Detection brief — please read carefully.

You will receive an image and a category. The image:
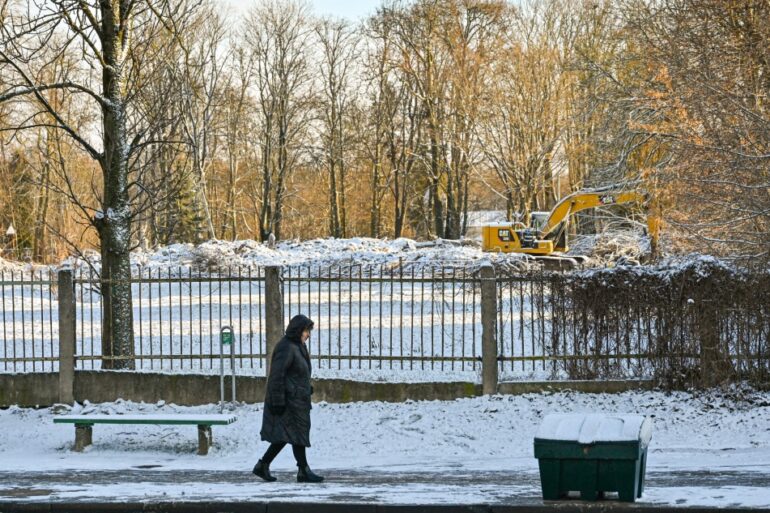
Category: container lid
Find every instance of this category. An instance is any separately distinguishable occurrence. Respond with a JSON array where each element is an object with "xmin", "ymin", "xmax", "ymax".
[{"xmin": 536, "ymin": 413, "xmax": 653, "ymax": 446}]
